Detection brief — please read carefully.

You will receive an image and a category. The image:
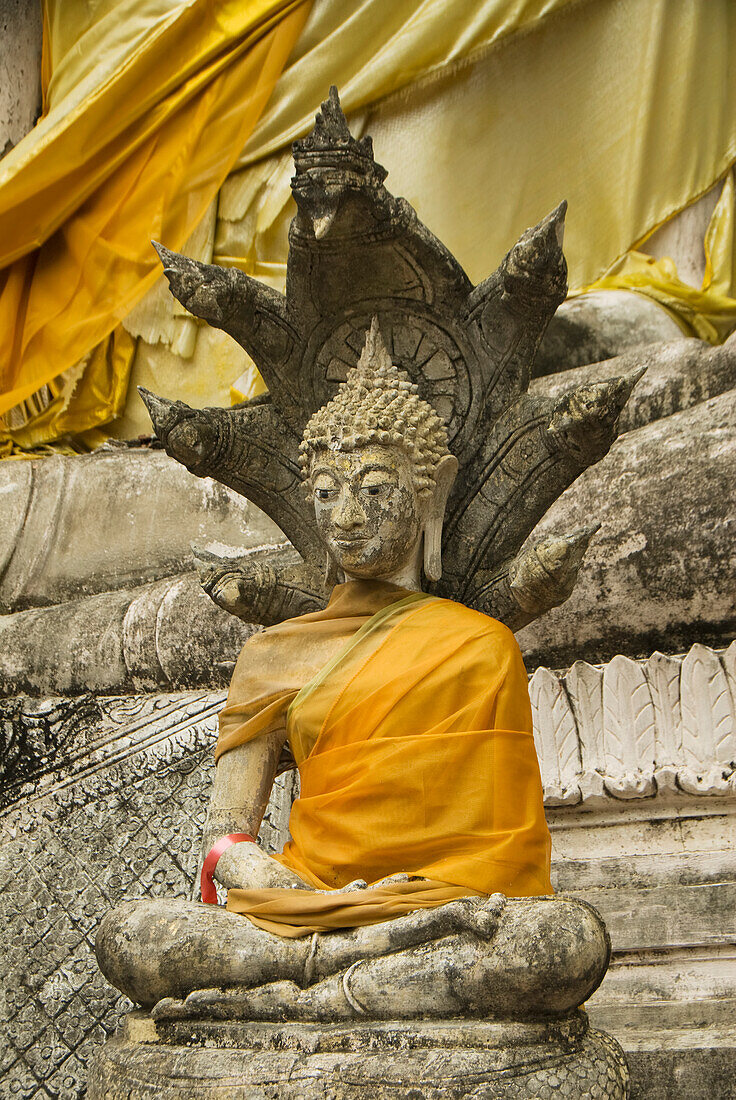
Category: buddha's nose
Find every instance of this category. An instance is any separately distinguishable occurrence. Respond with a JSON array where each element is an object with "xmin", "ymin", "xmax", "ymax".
[{"xmin": 334, "ymin": 494, "xmax": 365, "ymax": 529}]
